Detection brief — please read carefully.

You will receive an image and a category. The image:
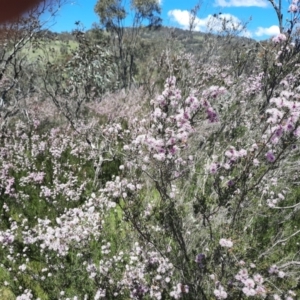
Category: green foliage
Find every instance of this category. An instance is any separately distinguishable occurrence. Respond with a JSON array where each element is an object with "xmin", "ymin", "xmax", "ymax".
[
  {"xmin": 94, "ymin": 0, "xmax": 162, "ymax": 88},
  {"xmin": 2, "ymin": 1, "xmax": 300, "ymax": 298}
]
